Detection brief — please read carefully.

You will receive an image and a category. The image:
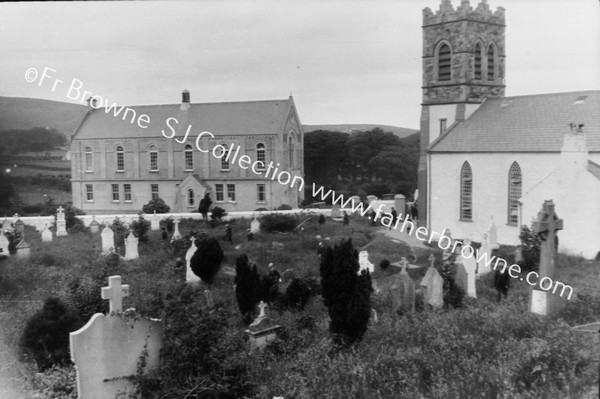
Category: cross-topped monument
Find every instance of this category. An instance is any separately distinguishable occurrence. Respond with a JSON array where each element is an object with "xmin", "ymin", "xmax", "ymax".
[
  {"xmin": 530, "ymin": 200, "xmax": 563, "ymax": 315},
  {"xmin": 101, "ymin": 275, "xmax": 130, "ymax": 313}
]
